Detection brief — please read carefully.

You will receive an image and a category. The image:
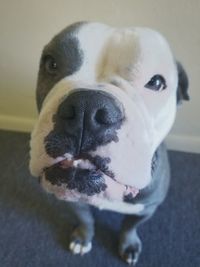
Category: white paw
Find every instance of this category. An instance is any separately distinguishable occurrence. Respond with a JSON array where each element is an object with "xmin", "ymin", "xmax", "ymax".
[{"xmin": 69, "ymin": 241, "xmax": 92, "ymax": 255}]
